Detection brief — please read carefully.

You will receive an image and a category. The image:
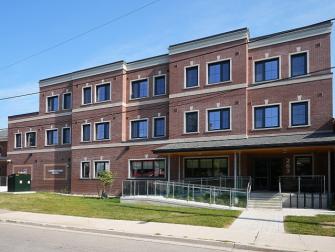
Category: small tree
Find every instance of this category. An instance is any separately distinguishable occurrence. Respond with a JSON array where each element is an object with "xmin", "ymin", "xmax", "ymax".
[{"xmin": 98, "ymin": 170, "xmax": 114, "ymax": 199}]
